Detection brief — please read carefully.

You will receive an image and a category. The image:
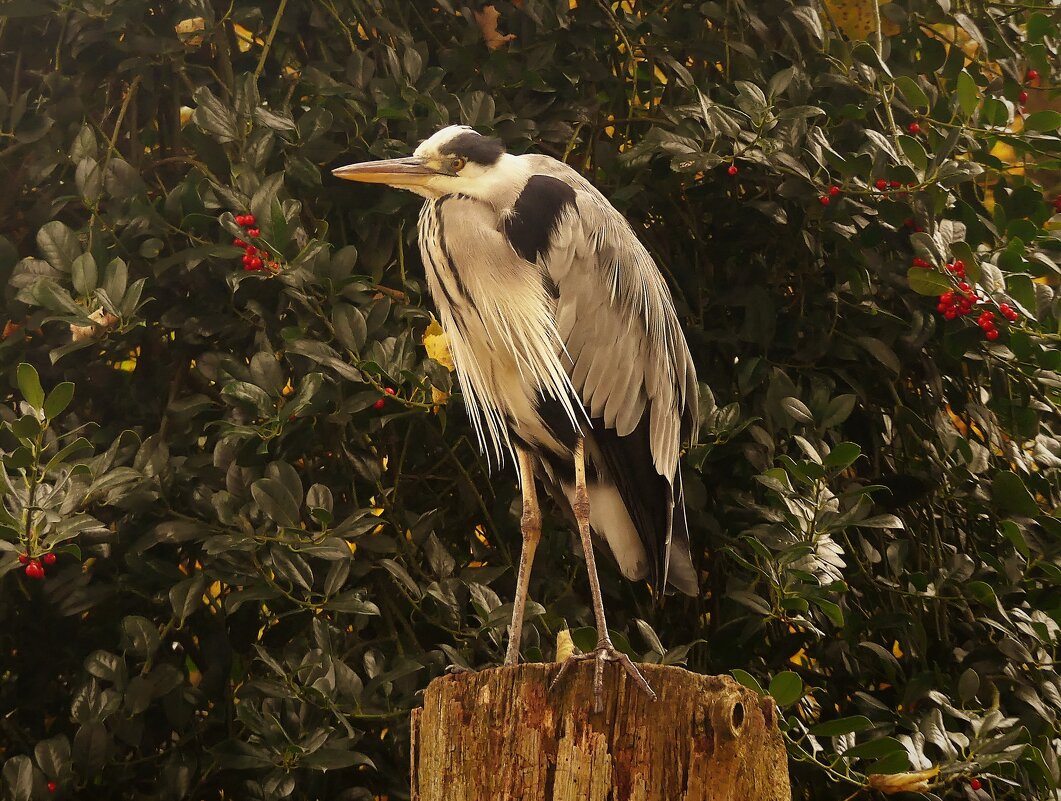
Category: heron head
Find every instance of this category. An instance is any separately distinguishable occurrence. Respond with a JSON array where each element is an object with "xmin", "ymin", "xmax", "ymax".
[{"xmin": 332, "ymin": 125, "xmax": 519, "ymax": 202}]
